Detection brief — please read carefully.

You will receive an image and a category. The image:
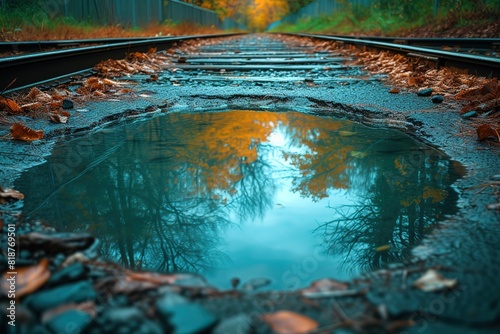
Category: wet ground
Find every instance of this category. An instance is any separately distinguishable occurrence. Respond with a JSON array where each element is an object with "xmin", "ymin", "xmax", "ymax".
[{"xmin": 1, "ymin": 34, "xmax": 499, "ymax": 333}]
